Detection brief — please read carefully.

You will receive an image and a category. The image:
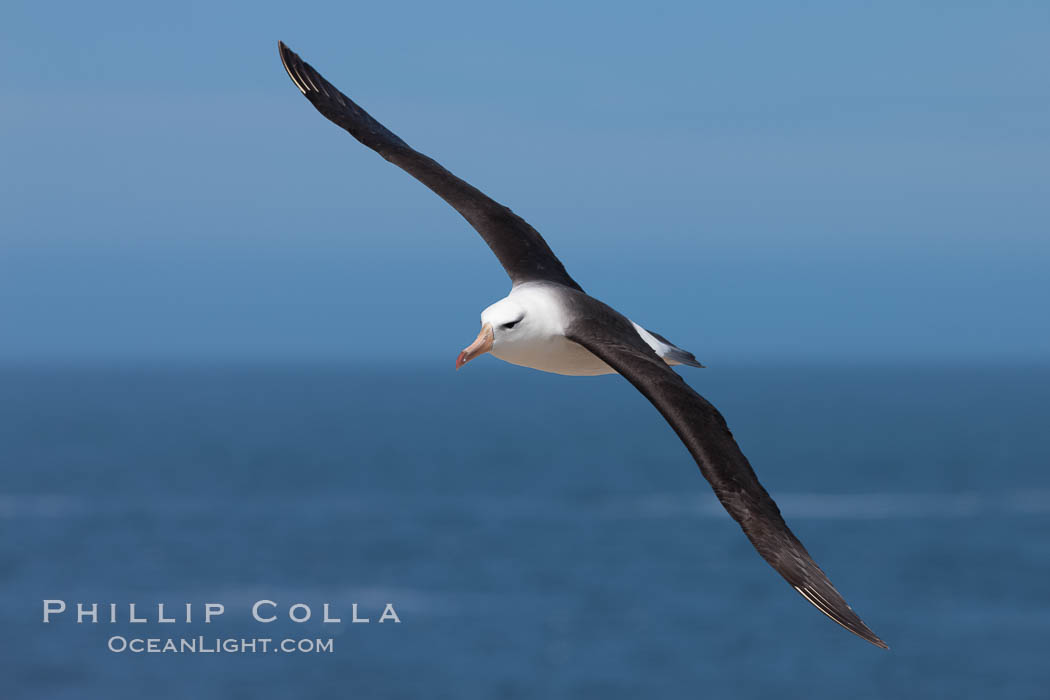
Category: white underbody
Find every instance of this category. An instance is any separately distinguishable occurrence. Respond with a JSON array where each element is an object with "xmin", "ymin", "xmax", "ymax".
[{"xmin": 481, "ymin": 283, "xmax": 691, "ymax": 377}]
